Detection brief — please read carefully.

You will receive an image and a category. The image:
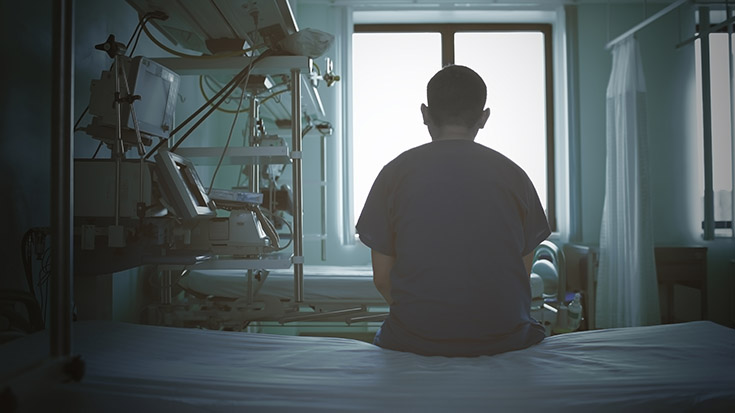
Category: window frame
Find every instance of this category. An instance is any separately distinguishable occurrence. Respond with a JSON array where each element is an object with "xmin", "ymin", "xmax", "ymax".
[
  {"xmin": 695, "ymin": 7, "xmax": 735, "ymax": 239},
  {"xmin": 352, "ymin": 23, "xmax": 557, "ymax": 231}
]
